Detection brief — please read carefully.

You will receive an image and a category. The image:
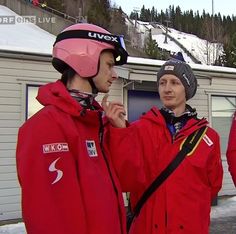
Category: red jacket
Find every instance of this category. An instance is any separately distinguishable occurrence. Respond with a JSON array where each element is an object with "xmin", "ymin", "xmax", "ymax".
[
  {"xmin": 32, "ymin": 0, "xmax": 39, "ymax": 6},
  {"xmin": 106, "ymin": 107, "xmax": 223, "ymax": 234},
  {"xmin": 226, "ymin": 111, "xmax": 236, "ymax": 186},
  {"xmin": 16, "ymin": 80, "xmax": 126, "ymax": 234}
]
